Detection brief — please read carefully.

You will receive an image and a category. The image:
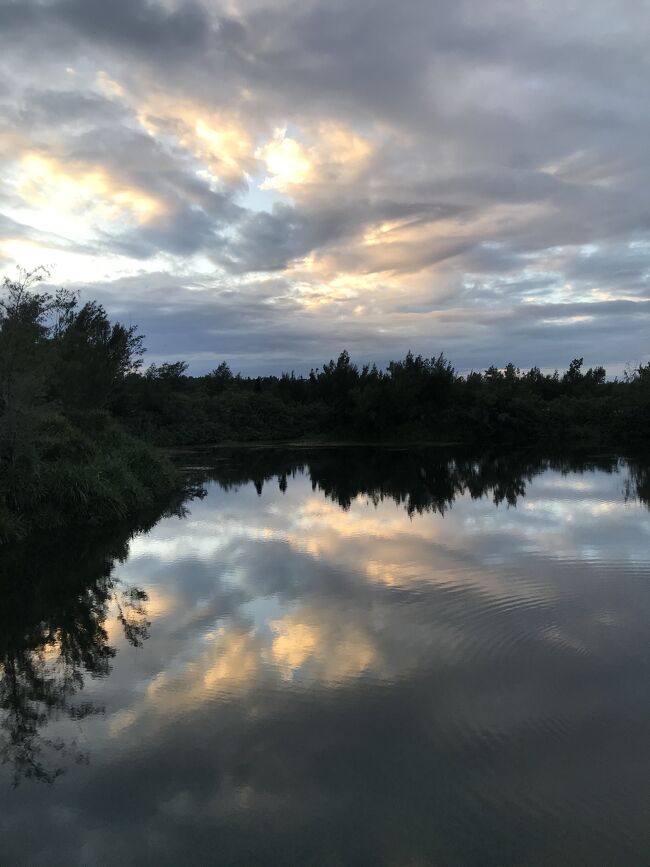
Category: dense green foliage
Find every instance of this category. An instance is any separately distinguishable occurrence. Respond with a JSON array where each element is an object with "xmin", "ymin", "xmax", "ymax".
[
  {"xmin": 0, "ymin": 269, "xmax": 180, "ymax": 543},
  {"xmin": 114, "ymin": 349, "xmax": 650, "ymax": 448}
]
